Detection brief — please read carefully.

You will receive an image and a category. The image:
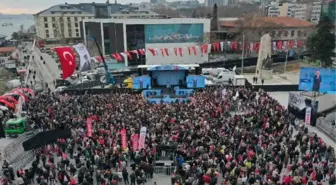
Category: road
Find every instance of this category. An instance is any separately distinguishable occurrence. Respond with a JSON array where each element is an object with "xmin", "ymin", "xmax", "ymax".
[{"xmin": 22, "ymin": 42, "xmax": 61, "ymax": 91}]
